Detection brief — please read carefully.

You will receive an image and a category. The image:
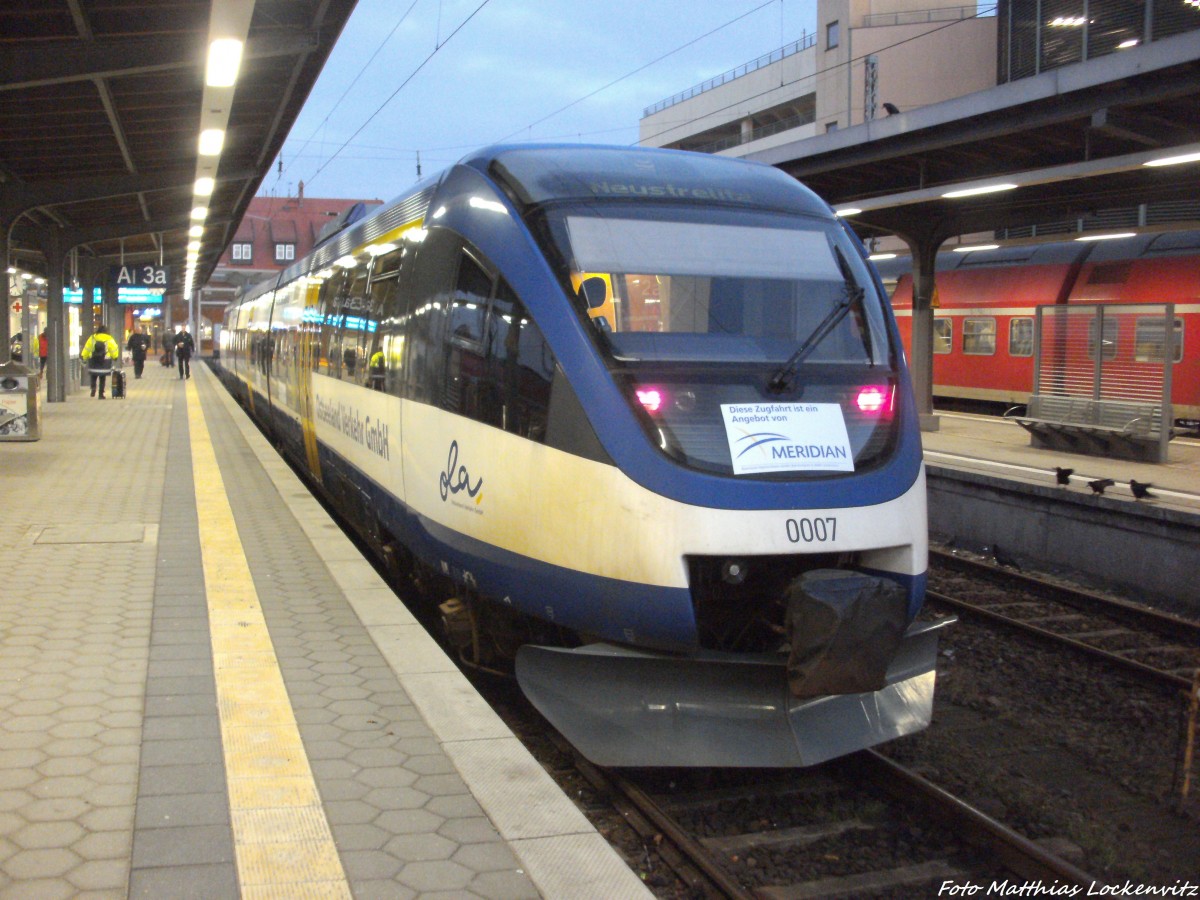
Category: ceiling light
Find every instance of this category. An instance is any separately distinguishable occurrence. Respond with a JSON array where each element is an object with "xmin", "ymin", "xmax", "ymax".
[
  {"xmin": 953, "ymin": 243, "xmax": 1000, "ymax": 252},
  {"xmin": 1143, "ymin": 151, "xmax": 1200, "ymax": 167},
  {"xmin": 835, "ymin": 207, "xmax": 863, "ymax": 217},
  {"xmin": 1075, "ymin": 233, "xmax": 1135, "ymax": 241},
  {"xmin": 189, "ymin": 225, "xmax": 204, "ymax": 238},
  {"xmin": 1117, "ymin": 38, "xmax": 1139, "ymax": 49},
  {"xmin": 206, "ymin": 38, "xmax": 244, "ymax": 88},
  {"xmin": 942, "ymin": 183, "xmax": 1018, "ymax": 199},
  {"xmin": 868, "ymin": 252, "xmax": 897, "ymax": 260},
  {"xmin": 194, "ymin": 177, "xmax": 215, "ymax": 196},
  {"xmin": 191, "ymin": 206, "xmax": 209, "ymax": 220},
  {"xmin": 198, "ymin": 129, "xmax": 225, "ymax": 156},
  {"xmin": 334, "ymin": 256, "xmax": 358, "ymax": 268},
  {"xmin": 188, "ymin": 241, "xmax": 201, "ymax": 252}
]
